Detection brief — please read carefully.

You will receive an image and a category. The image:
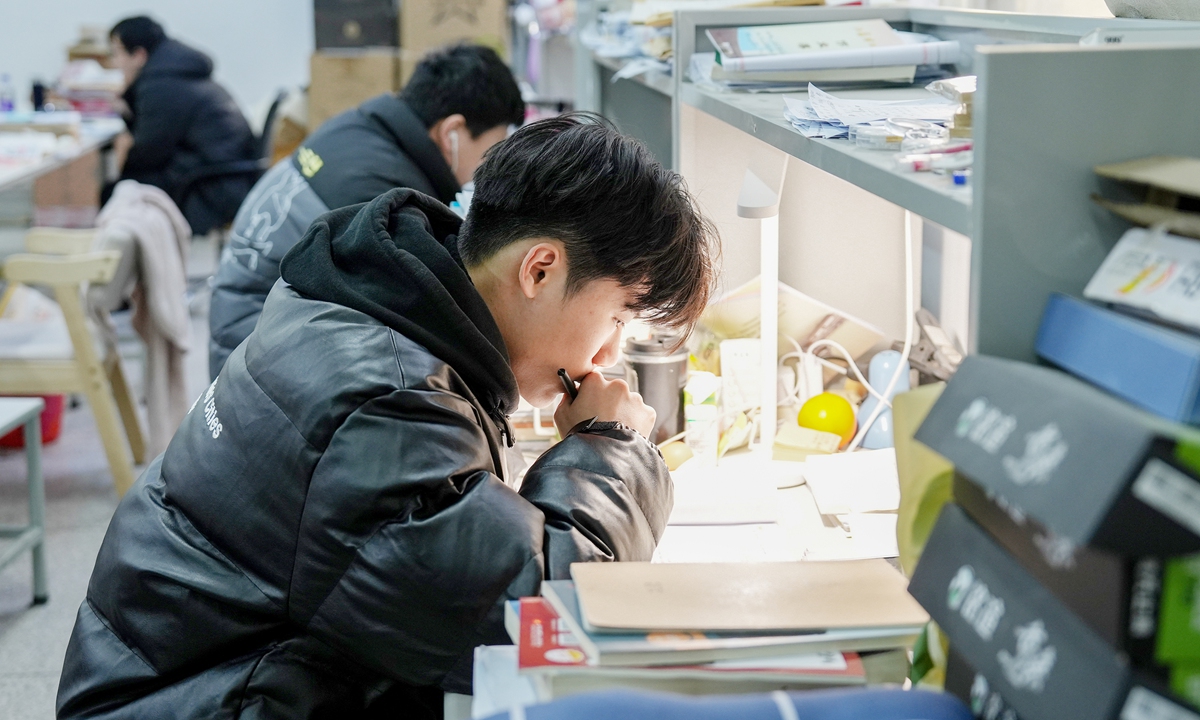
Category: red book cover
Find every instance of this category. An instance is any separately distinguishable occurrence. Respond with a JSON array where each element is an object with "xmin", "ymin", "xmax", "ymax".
[{"xmin": 519, "ymin": 597, "xmax": 589, "ymax": 669}]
